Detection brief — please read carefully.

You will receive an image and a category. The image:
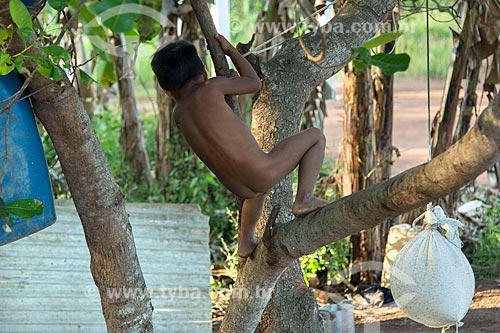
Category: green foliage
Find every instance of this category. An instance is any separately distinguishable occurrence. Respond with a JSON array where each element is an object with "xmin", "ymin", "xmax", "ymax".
[
  {"xmin": 0, "ymin": 2, "xmax": 72, "ymax": 81},
  {"xmin": 362, "ymin": 31, "xmax": 404, "ymax": 49},
  {"xmin": 230, "ymin": 0, "xmax": 267, "ymax": 43},
  {"xmin": 9, "ymin": 0, "xmax": 32, "ymax": 42},
  {"xmin": 472, "ymin": 198, "xmax": 500, "ymax": 278},
  {"xmin": 300, "ymin": 238, "xmax": 350, "ymax": 286},
  {"xmin": 0, "ymin": 197, "xmax": 45, "ymax": 232},
  {"xmin": 5, "ymin": 198, "xmax": 44, "ymax": 218}
]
